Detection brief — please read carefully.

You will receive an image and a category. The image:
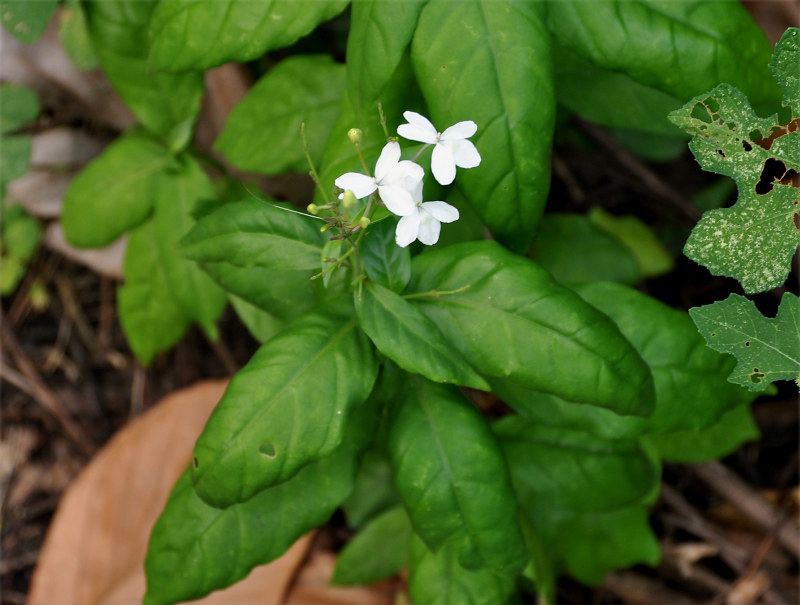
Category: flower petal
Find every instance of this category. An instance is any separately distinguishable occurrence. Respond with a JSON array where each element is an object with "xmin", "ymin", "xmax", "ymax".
[
  {"xmin": 409, "ymin": 180, "xmax": 424, "ymax": 204},
  {"xmin": 383, "ymin": 159, "xmax": 424, "ymax": 186},
  {"xmin": 397, "ymin": 111, "xmax": 439, "ymax": 144},
  {"xmin": 447, "ymin": 139, "xmax": 481, "ymax": 169},
  {"xmin": 395, "ymin": 212, "xmax": 421, "ymax": 247},
  {"xmin": 441, "ymin": 120, "xmax": 477, "ymax": 140},
  {"xmin": 334, "ymin": 172, "xmax": 377, "ymax": 199},
  {"xmin": 374, "ymin": 141, "xmax": 401, "ymax": 182},
  {"xmin": 416, "ymin": 210, "xmax": 442, "ymax": 245},
  {"xmin": 421, "ymin": 201, "xmax": 459, "ymax": 224},
  {"xmin": 431, "ymin": 143, "xmax": 456, "ymax": 185},
  {"xmin": 379, "ymin": 184, "xmax": 417, "ymax": 216}
]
